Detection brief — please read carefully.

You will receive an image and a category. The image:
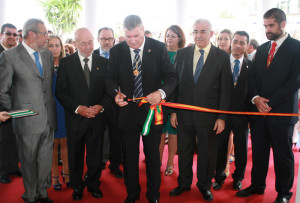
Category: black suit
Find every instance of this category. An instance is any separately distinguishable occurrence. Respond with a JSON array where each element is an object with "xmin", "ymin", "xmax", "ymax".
[
  {"xmin": 248, "ymin": 35, "xmax": 300, "ymax": 199},
  {"xmin": 0, "ymin": 45, "xmax": 19, "ymax": 178},
  {"xmin": 173, "ymin": 44, "xmax": 232, "ymax": 190},
  {"xmin": 56, "ymin": 52, "xmax": 110, "ymax": 191},
  {"xmin": 214, "ymin": 57, "xmax": 251, "ymax": 183},
  {"xmin": 93, "ymin": 48, "xmax": 122, "ymax": 170},
  {"xmin": 106, "ymin": 38, "xmax": 178, "ymax": 199}
]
